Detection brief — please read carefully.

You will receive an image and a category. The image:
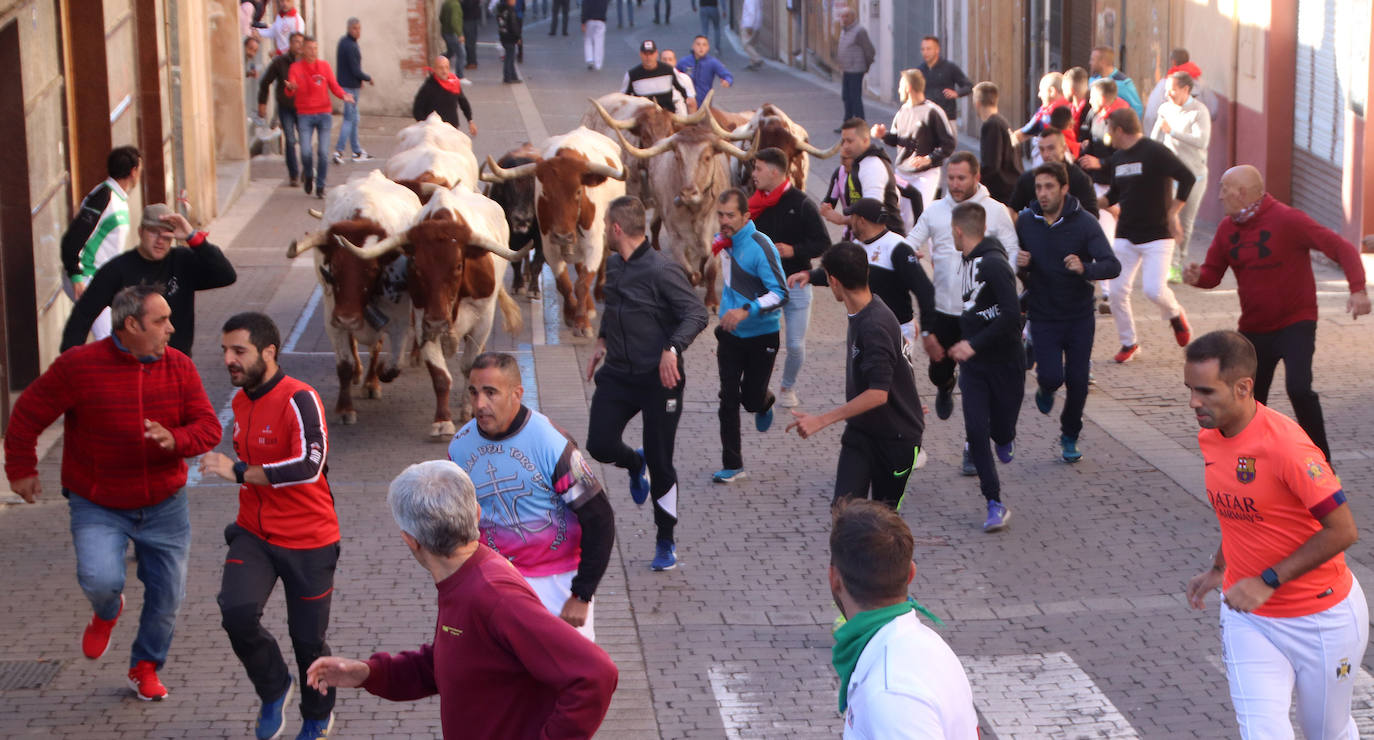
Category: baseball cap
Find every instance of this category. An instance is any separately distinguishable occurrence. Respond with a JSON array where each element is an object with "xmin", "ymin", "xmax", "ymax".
[
  {"xmin": 140, "ymin": 203, "xmax": 176, "ymax": 231},
  {"xmin": 640, "ymin": 40, "xmax": 657, "ymax": 54},
  {"xmin": 844, "ymin": 198, "xmax": 885, "ymax": 224}
]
